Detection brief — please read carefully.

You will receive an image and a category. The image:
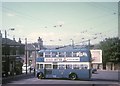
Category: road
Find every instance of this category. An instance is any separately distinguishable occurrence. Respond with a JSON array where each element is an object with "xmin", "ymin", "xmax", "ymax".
[
  {"xmin": 92, "ymin": 70, "xmax": 119, "ymax": 81},
  {"xmin": 2, "ymin": 70, "xmax": 120, "ymax": 86}
]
